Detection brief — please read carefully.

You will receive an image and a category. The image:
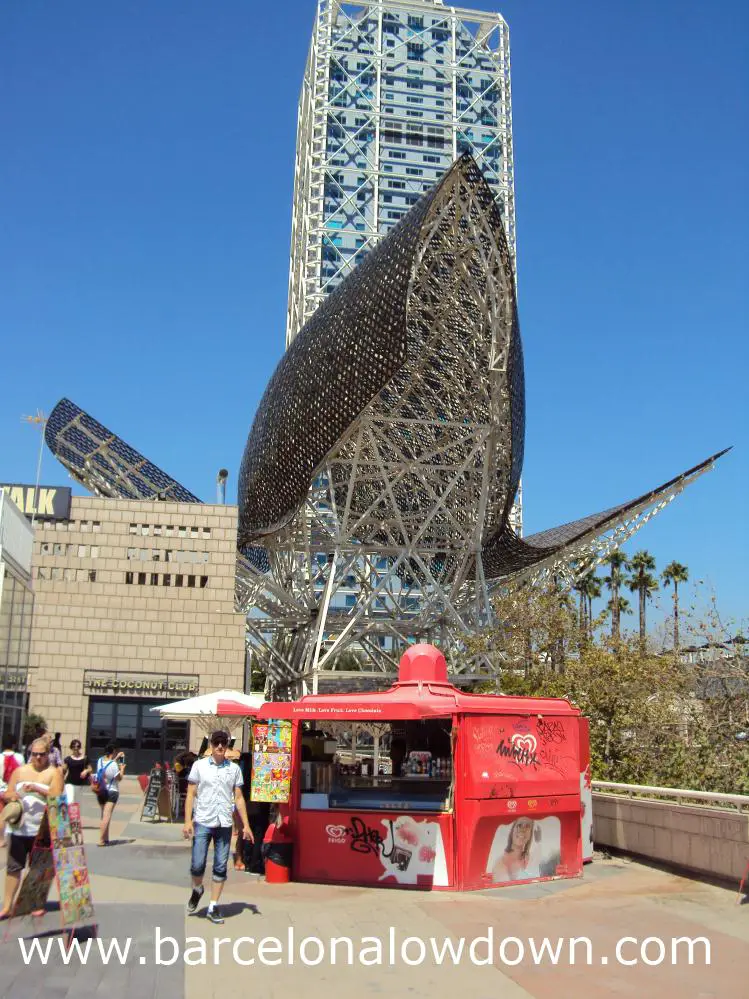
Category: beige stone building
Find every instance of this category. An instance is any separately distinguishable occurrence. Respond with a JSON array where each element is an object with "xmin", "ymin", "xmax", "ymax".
[{"xmin": 28, "ymin": 496, "xmax": 245, "ymax": 771}]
